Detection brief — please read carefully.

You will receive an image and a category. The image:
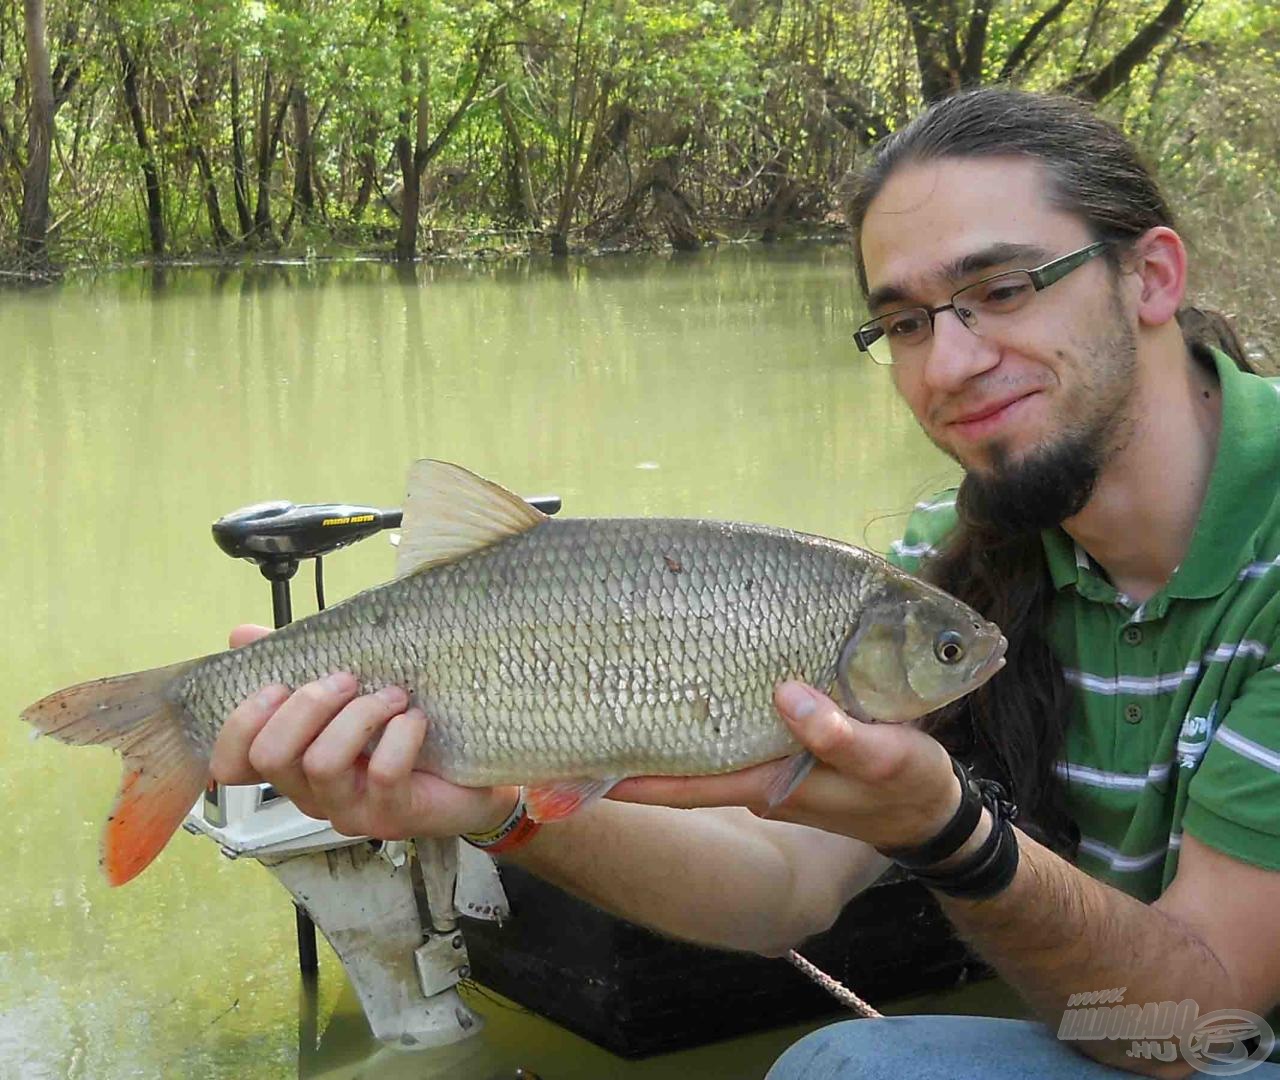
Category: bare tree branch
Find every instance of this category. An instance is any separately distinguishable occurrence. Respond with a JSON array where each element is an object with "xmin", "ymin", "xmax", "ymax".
[
  {"xmin": 50, "ymin": 15, "xmax": 84, "ymax": 112},
  {"xmin": 416, "ymin": 30, "xmax": 500, "ymax": 174},
  {"xmin": 1065, "ymin": 0, "xmax": 1194, "ymax": 101},
  {"xmin": 999, "ymin": 0, "xmax": 1074, "ymax": 82}
]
